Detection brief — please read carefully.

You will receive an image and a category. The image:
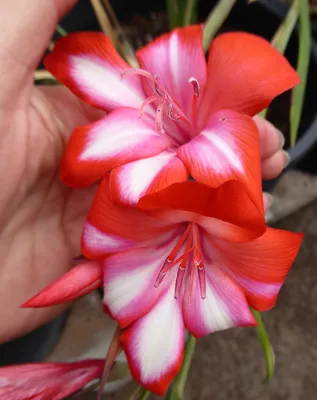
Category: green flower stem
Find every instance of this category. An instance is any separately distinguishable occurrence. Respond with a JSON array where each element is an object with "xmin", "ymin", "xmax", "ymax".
[
  {"xmin": 251, "ymin": 309, "xmax": 275, "ymax": 382},
  {"xmin": 203, "ymin": 0, "xmax": 236, "ymax": 52},
  {"xmin": 166, "ymin": 334, "xmax": 197, "ymax": 400}
]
